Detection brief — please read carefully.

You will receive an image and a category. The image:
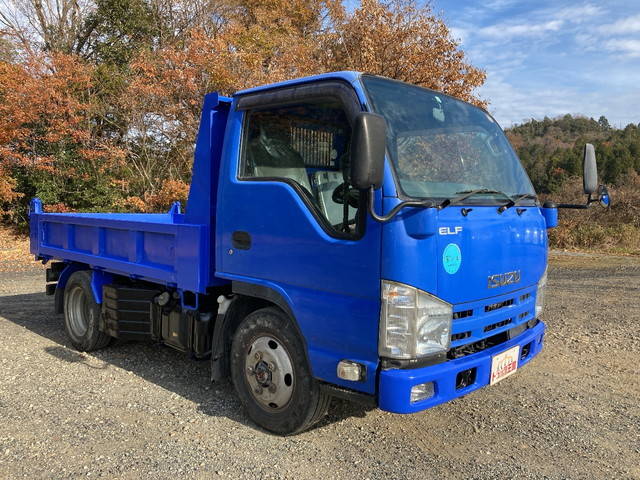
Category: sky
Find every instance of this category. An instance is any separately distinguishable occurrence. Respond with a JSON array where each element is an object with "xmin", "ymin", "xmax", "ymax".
[{"xmin": 428, "ymin": 0, "xmax": 640, "ymax": 127}]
